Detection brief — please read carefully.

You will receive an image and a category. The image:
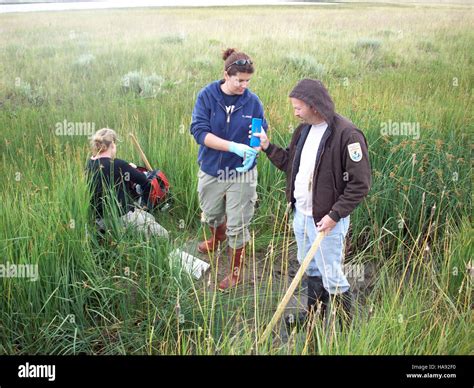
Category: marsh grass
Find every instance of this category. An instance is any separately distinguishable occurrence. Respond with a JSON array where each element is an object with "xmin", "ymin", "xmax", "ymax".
[{"xmin": 0, "ymin": 4, "xmax": 472, "ymax": 354}]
